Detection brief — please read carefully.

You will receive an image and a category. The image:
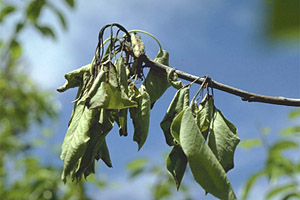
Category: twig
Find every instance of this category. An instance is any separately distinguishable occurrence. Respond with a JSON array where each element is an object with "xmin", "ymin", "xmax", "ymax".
[{"xmin": 142, "ymin": 55, "xmax": 300, "ymax": 107}]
